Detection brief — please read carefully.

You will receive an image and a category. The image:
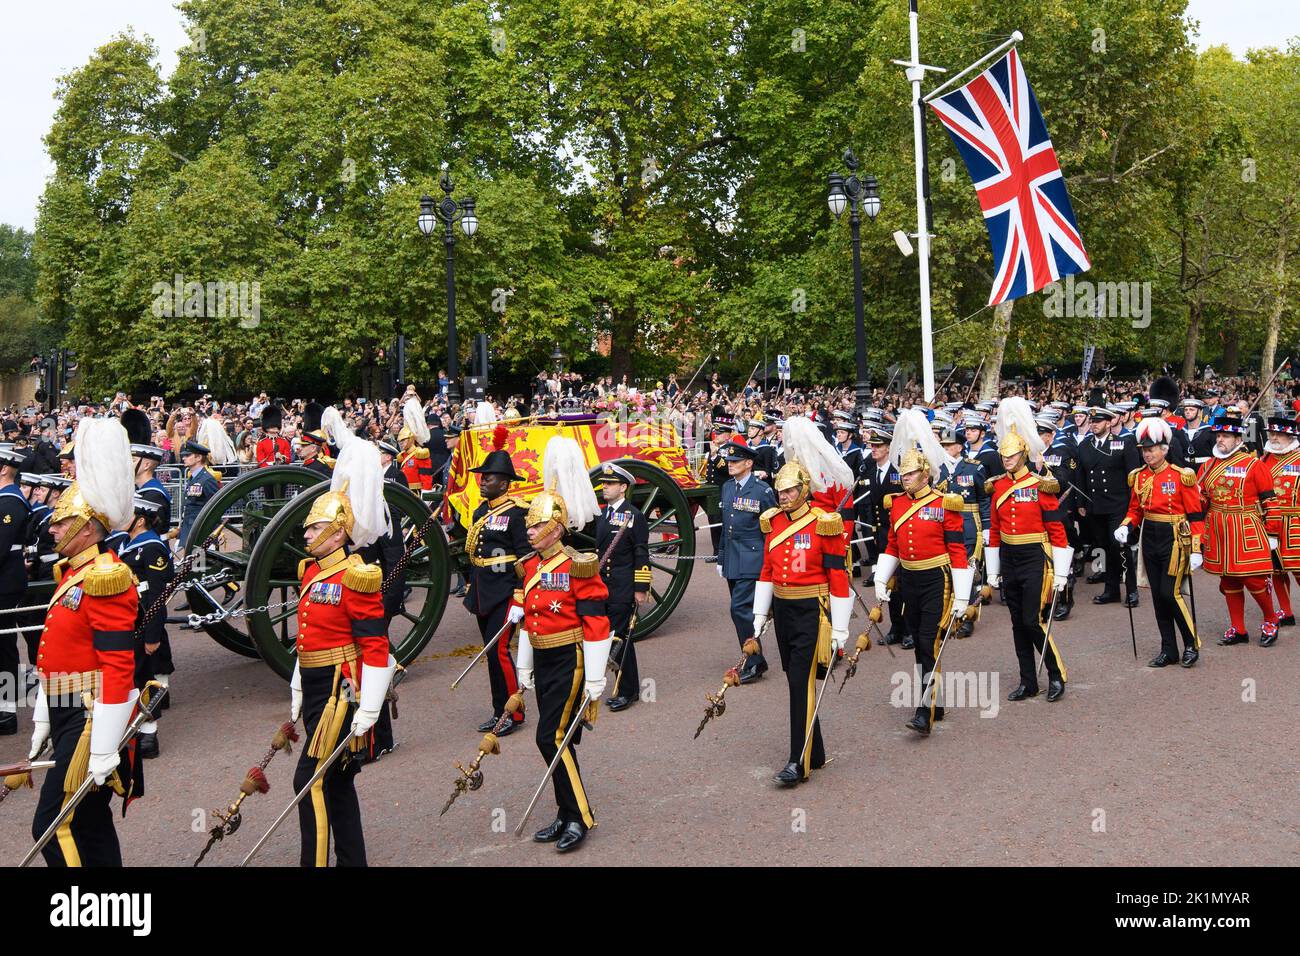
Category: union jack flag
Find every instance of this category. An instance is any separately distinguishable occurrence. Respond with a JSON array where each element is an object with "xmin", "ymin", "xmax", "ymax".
[{"xmin": 929, "ymin": 48, "xmax": 1090, "ymax": 306}]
